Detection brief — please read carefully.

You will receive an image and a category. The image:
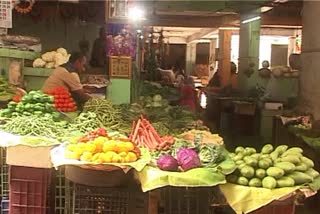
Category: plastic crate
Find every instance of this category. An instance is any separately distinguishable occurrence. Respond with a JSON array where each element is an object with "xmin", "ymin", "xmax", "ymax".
[
  {"xmin": 9, "ymin": 166, "xmax": 51, "ymax": 214},
  {"xmin": 161, "ymin": 187, "xmax": 212, "ymax": 214},
  {"xmin": 1, "ymin": 197, "xmax": 9, "ymax": 214},
  {"xmin": 0, "ymin": 148, "xmax": 8, "ymax": 197},
  {"xmin": 54, "ymin": 167, "xmax": 73, "ymax": 214},
  {"xmin": 72, "ymin": 184, "xmax": 148, "ymax": 214}
]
